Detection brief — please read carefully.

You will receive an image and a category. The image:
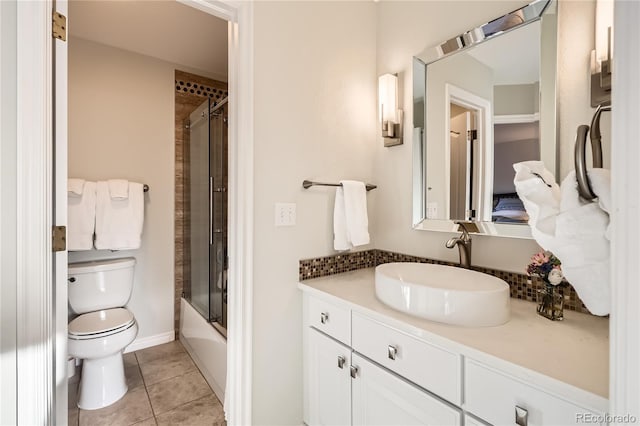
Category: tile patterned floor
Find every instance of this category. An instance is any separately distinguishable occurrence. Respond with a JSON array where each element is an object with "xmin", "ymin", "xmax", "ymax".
[{"xmin": 68, "ymin": 341, "xmax": 225, "ymax": 426}]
